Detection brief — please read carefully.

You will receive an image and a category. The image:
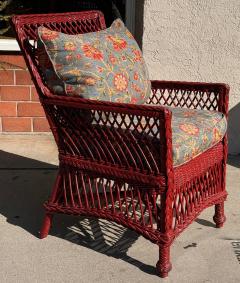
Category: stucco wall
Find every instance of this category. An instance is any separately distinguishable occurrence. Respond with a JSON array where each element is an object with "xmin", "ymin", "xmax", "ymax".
[{"xmin": 142, "ymin": 0, "xmax": 240, "ymax": 154}]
